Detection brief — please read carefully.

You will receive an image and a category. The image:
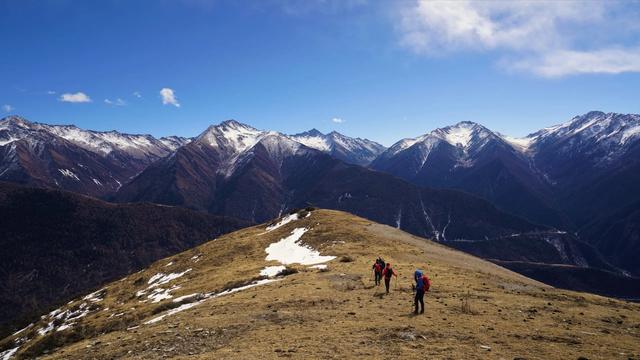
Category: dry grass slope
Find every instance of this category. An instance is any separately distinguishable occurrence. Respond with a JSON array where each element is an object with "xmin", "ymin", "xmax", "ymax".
[{"xmin": 1, "ymin": 209, "xmax": 639, "ymax": 359}]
